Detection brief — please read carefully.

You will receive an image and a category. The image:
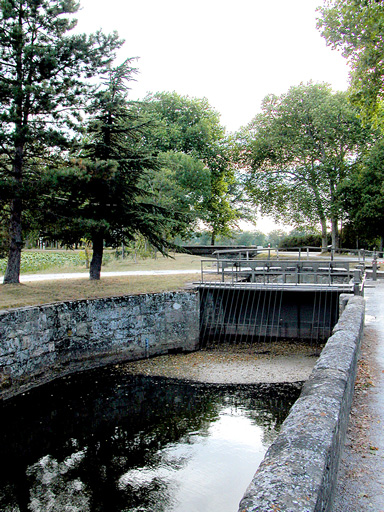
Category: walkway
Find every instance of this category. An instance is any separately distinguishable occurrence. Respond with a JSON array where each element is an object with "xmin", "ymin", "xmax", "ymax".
[
  {"xmin": 332, "ymin": 280, "xmax": 384, "ymax": 511},
  {"xmin": 18, "ymin": 269, "xmax": 199, "ymax": 282}
]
